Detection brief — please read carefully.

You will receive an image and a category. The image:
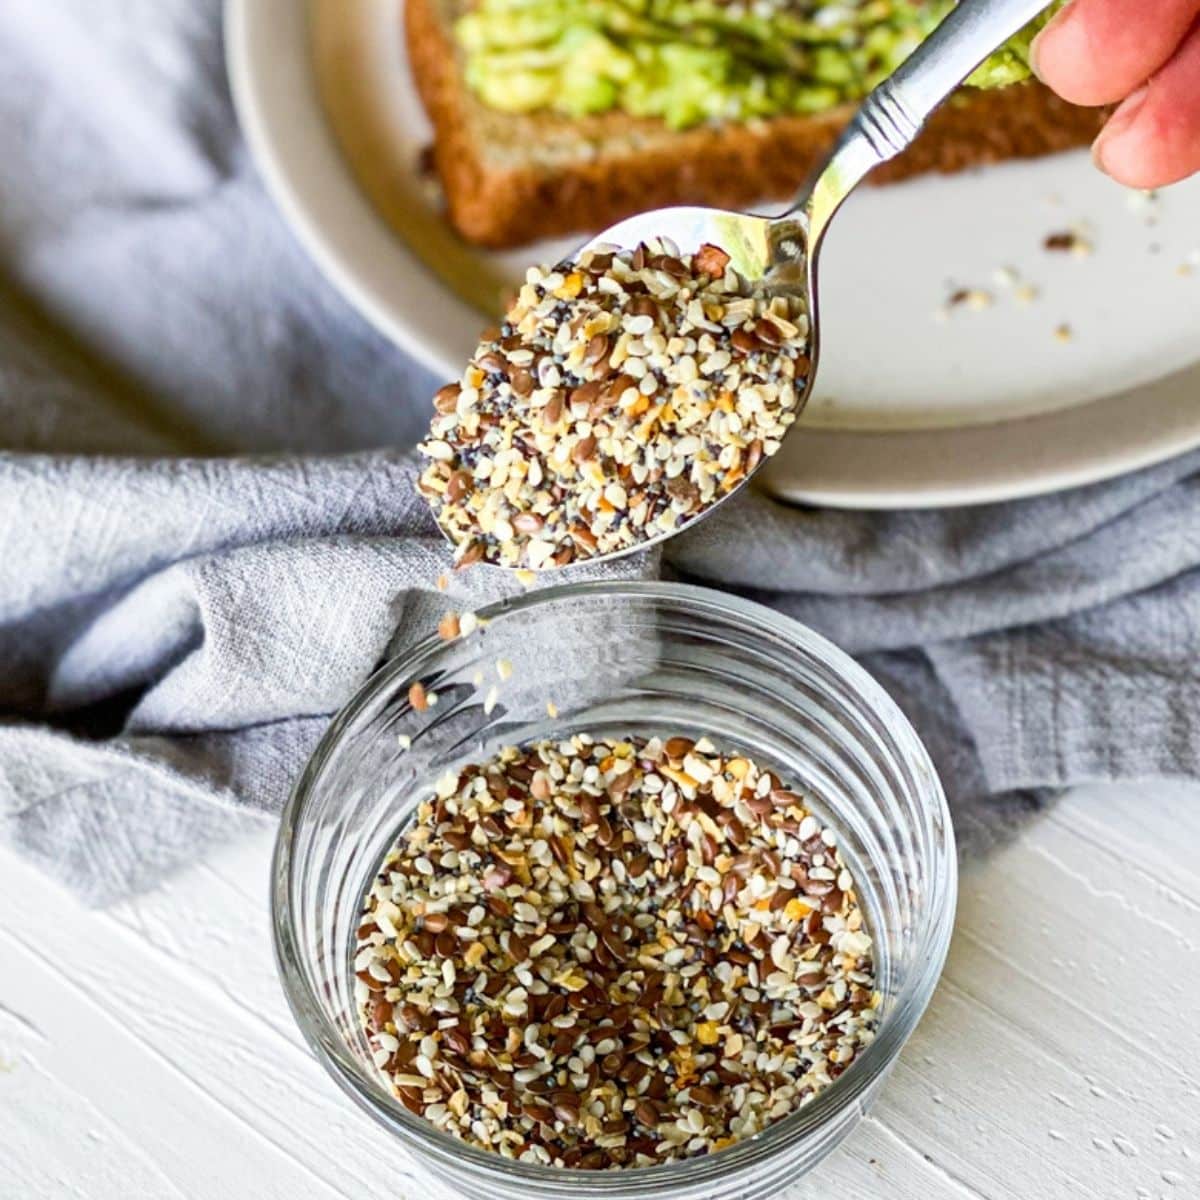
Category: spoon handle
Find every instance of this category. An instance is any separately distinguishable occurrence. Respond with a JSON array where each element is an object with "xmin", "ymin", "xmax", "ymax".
[{"xmin": 803, "ymin": 0, "xmax": 1054, "ymax": 245}]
